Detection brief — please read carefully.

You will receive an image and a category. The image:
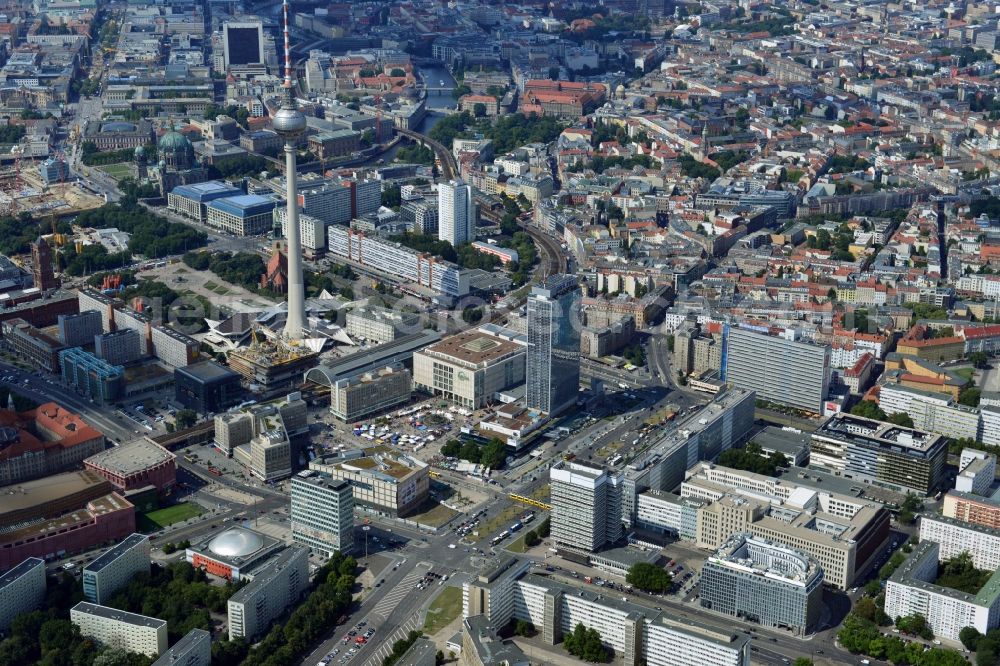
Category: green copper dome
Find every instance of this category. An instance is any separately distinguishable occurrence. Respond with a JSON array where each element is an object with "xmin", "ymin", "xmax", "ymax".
[{"xmin": 158, "ymin": 129, "xmax": 191, "ymax": 152}]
